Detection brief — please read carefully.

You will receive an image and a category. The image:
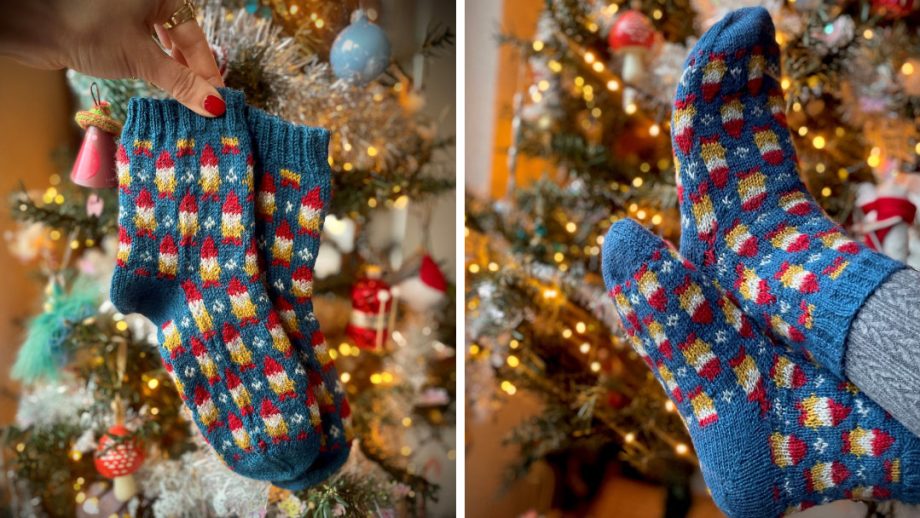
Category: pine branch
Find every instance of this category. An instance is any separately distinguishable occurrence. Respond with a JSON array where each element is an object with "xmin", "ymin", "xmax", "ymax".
[{"xmin": 421, "ymin": 21, "xmax": 455, "ymax": 58}]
